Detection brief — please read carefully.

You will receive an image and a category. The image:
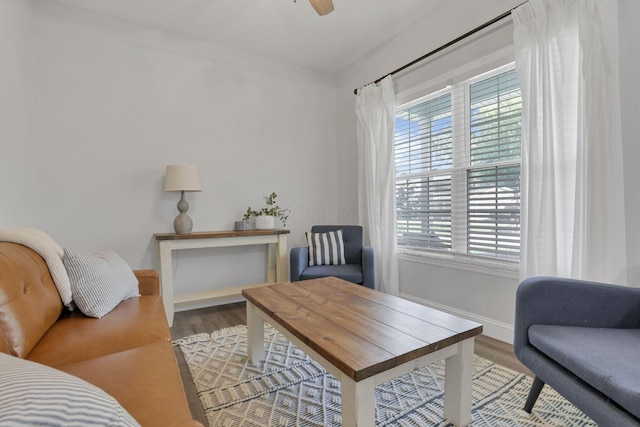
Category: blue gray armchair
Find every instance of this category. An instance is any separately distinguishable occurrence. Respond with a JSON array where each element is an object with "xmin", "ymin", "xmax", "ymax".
[
  {"xmin": 290, "ymin": 225, "xmax": 375, "ymax": 289},
  {"xmin": 514, "ymin": 276, "xmax": 640, "ymax": 426}
]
